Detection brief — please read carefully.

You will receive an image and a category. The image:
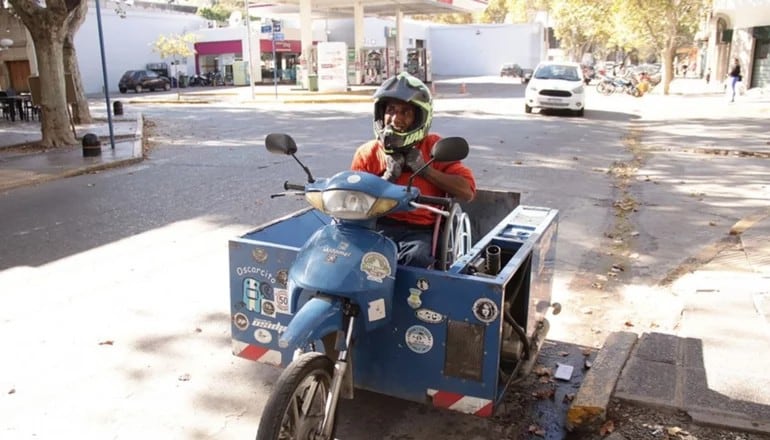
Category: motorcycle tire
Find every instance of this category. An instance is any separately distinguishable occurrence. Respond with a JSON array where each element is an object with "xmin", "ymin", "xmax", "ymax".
[
  {"xmin": 256, "ymin": 352, "xmax": 337, "ymax": 440},
  {"xmin": 597, "ymin": 82, "xmax": 612, "ymax": 96}
]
